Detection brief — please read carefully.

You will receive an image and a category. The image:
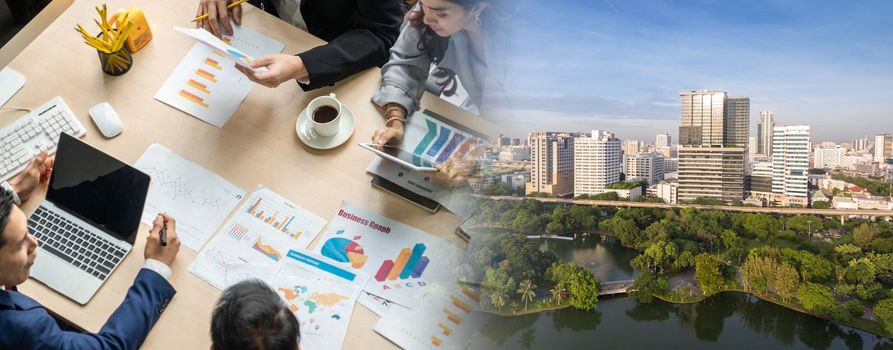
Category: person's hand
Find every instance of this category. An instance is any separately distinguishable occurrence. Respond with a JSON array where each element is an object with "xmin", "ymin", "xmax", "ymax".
[
  {"xmin": 235, "ymin": 54, "xmax": 309, "ymax": 88},
  {"xmin": 145, "ymin": 214, "xmax": 180, "ymax": 267},
  {"xmin": 428, "ymin": 155, "xmax": 479, "ymax": 188},
  {"xmin": 196, "ymin": 0, "xmax": 242, "ymax": 37},
  {"xmin": 9, "ymin": 151, "xmax": 53, "ymax": 203},
  {"xmin": 372, "ymin": 104, "xmax": 407, "ymax": 146},
  {"xmin": 372, "ymin": 124, "xmax": 405, "ymax": 146}
]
